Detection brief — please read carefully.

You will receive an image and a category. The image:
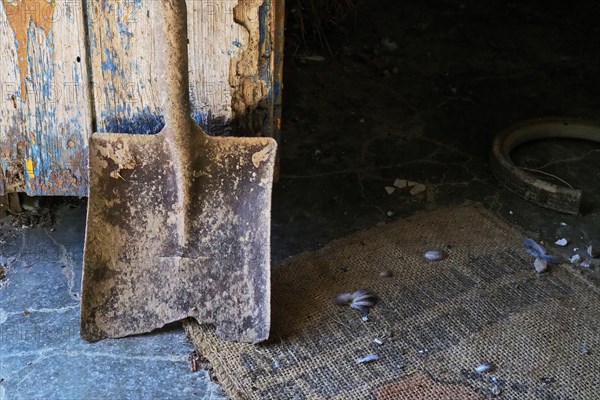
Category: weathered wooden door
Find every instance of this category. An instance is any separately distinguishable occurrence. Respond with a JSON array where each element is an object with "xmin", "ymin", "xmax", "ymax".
[{"xmin": 0, "ymin": 0, "xmax": 283, "ymax": 196}]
